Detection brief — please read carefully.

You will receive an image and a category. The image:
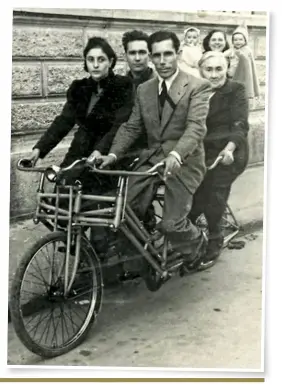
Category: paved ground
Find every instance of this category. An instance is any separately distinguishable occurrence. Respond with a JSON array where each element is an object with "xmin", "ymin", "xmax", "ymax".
[{"xmin": 7, "ymin": 230, "xmax": 263, "ymax": 369}]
